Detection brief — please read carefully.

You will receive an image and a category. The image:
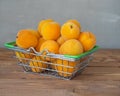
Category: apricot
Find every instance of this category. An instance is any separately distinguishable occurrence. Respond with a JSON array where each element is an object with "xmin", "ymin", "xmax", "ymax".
[
  {"xmin": 59, "ymin": 39, "xmax": 83, "ymax": 55},
  {"xmin": 40, "ymin": 40, "xmax": 59, "ymax": 62},
  {"xmin": 16, "ymin": 29, "xmax": 38, "ymax": 49},
  {"xmin": 41, "ymin": 22, "xmax": 61, "ymax": 40},
  {"xmin": 29, "ymin": 29, "xmax": 40, "ymax": 39},
  {"xmin": 35, "ymin": 38, "xmax": 46, "ymax": 52},
  {"xmin": 37, "ymin": 19, "xmax": 54, "ymax": 35},
  {"xmin": 61, "ymin": 22, "xmax": 80, "ymax": 39},
  {"xmin": 29, "ymin": 56, "xmax": 47, "ymax": 72},
  {"xmin": 78, "ymin": 32, "xmax": 96, "ymax": 51},
  {"xmin": 57, "ymin": 36, "xmax": 66, "ymax": 45},
  {"xmin": 67, "ymin": 19, "xmax": 81, "ymax": 29},
  {"xmin": 55, "ymin": 59, "xmax": 77, "ymax": 77},
  {"xmin": 15, "ymin": 52, "xmax": 33, "ymax": 63},
  {"xmin": 40, "ymin": 40, "xmax": 59, "ymax": 54}
]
